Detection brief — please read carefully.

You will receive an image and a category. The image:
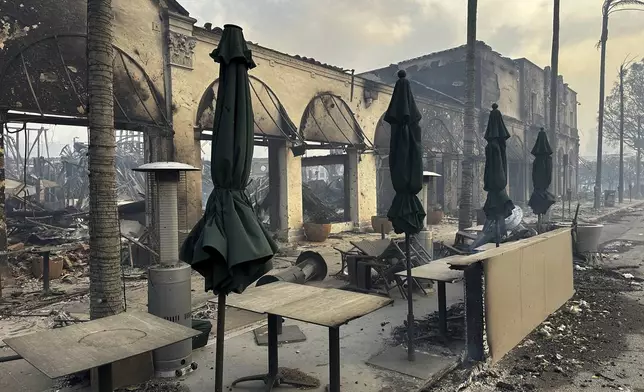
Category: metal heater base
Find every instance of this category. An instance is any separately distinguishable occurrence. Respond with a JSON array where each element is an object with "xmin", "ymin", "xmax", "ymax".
[
  {"xmin": 148, "ymin": 263, "xmax": 193, "ymax": 374},
  {"xmin": 155, "ymin": 361, "xmax": 198, "ymax": 379},
  {"xmin": 254, "ymin": 325, "xmax": 307, "ymax": 346}
]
